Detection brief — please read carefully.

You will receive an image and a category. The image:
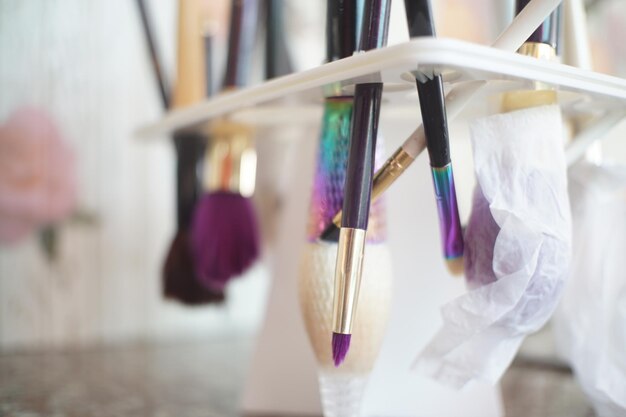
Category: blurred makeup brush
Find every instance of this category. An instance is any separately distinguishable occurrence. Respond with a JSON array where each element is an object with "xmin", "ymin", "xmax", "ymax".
[
  {"xmin": 502, "ymin": 0, "xmax": 561, "ymax": 112},
  {"xmin": 331, "ymin": 0, "xmax": 392, "ymax": 366},
  {"xmin": 159, "ymin": 0, "xmax": 225, "ymax": 304},
  {"xmin": 403, "ymin": 0, "xmax": 464, "ymax": 275},
  {"xmin": 190, "ymin": 0, "xmax": 261, "ymax": 291},
  {"xmin": 320, "ymin": 0, "xmax": 563, "ymax": 240}
]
